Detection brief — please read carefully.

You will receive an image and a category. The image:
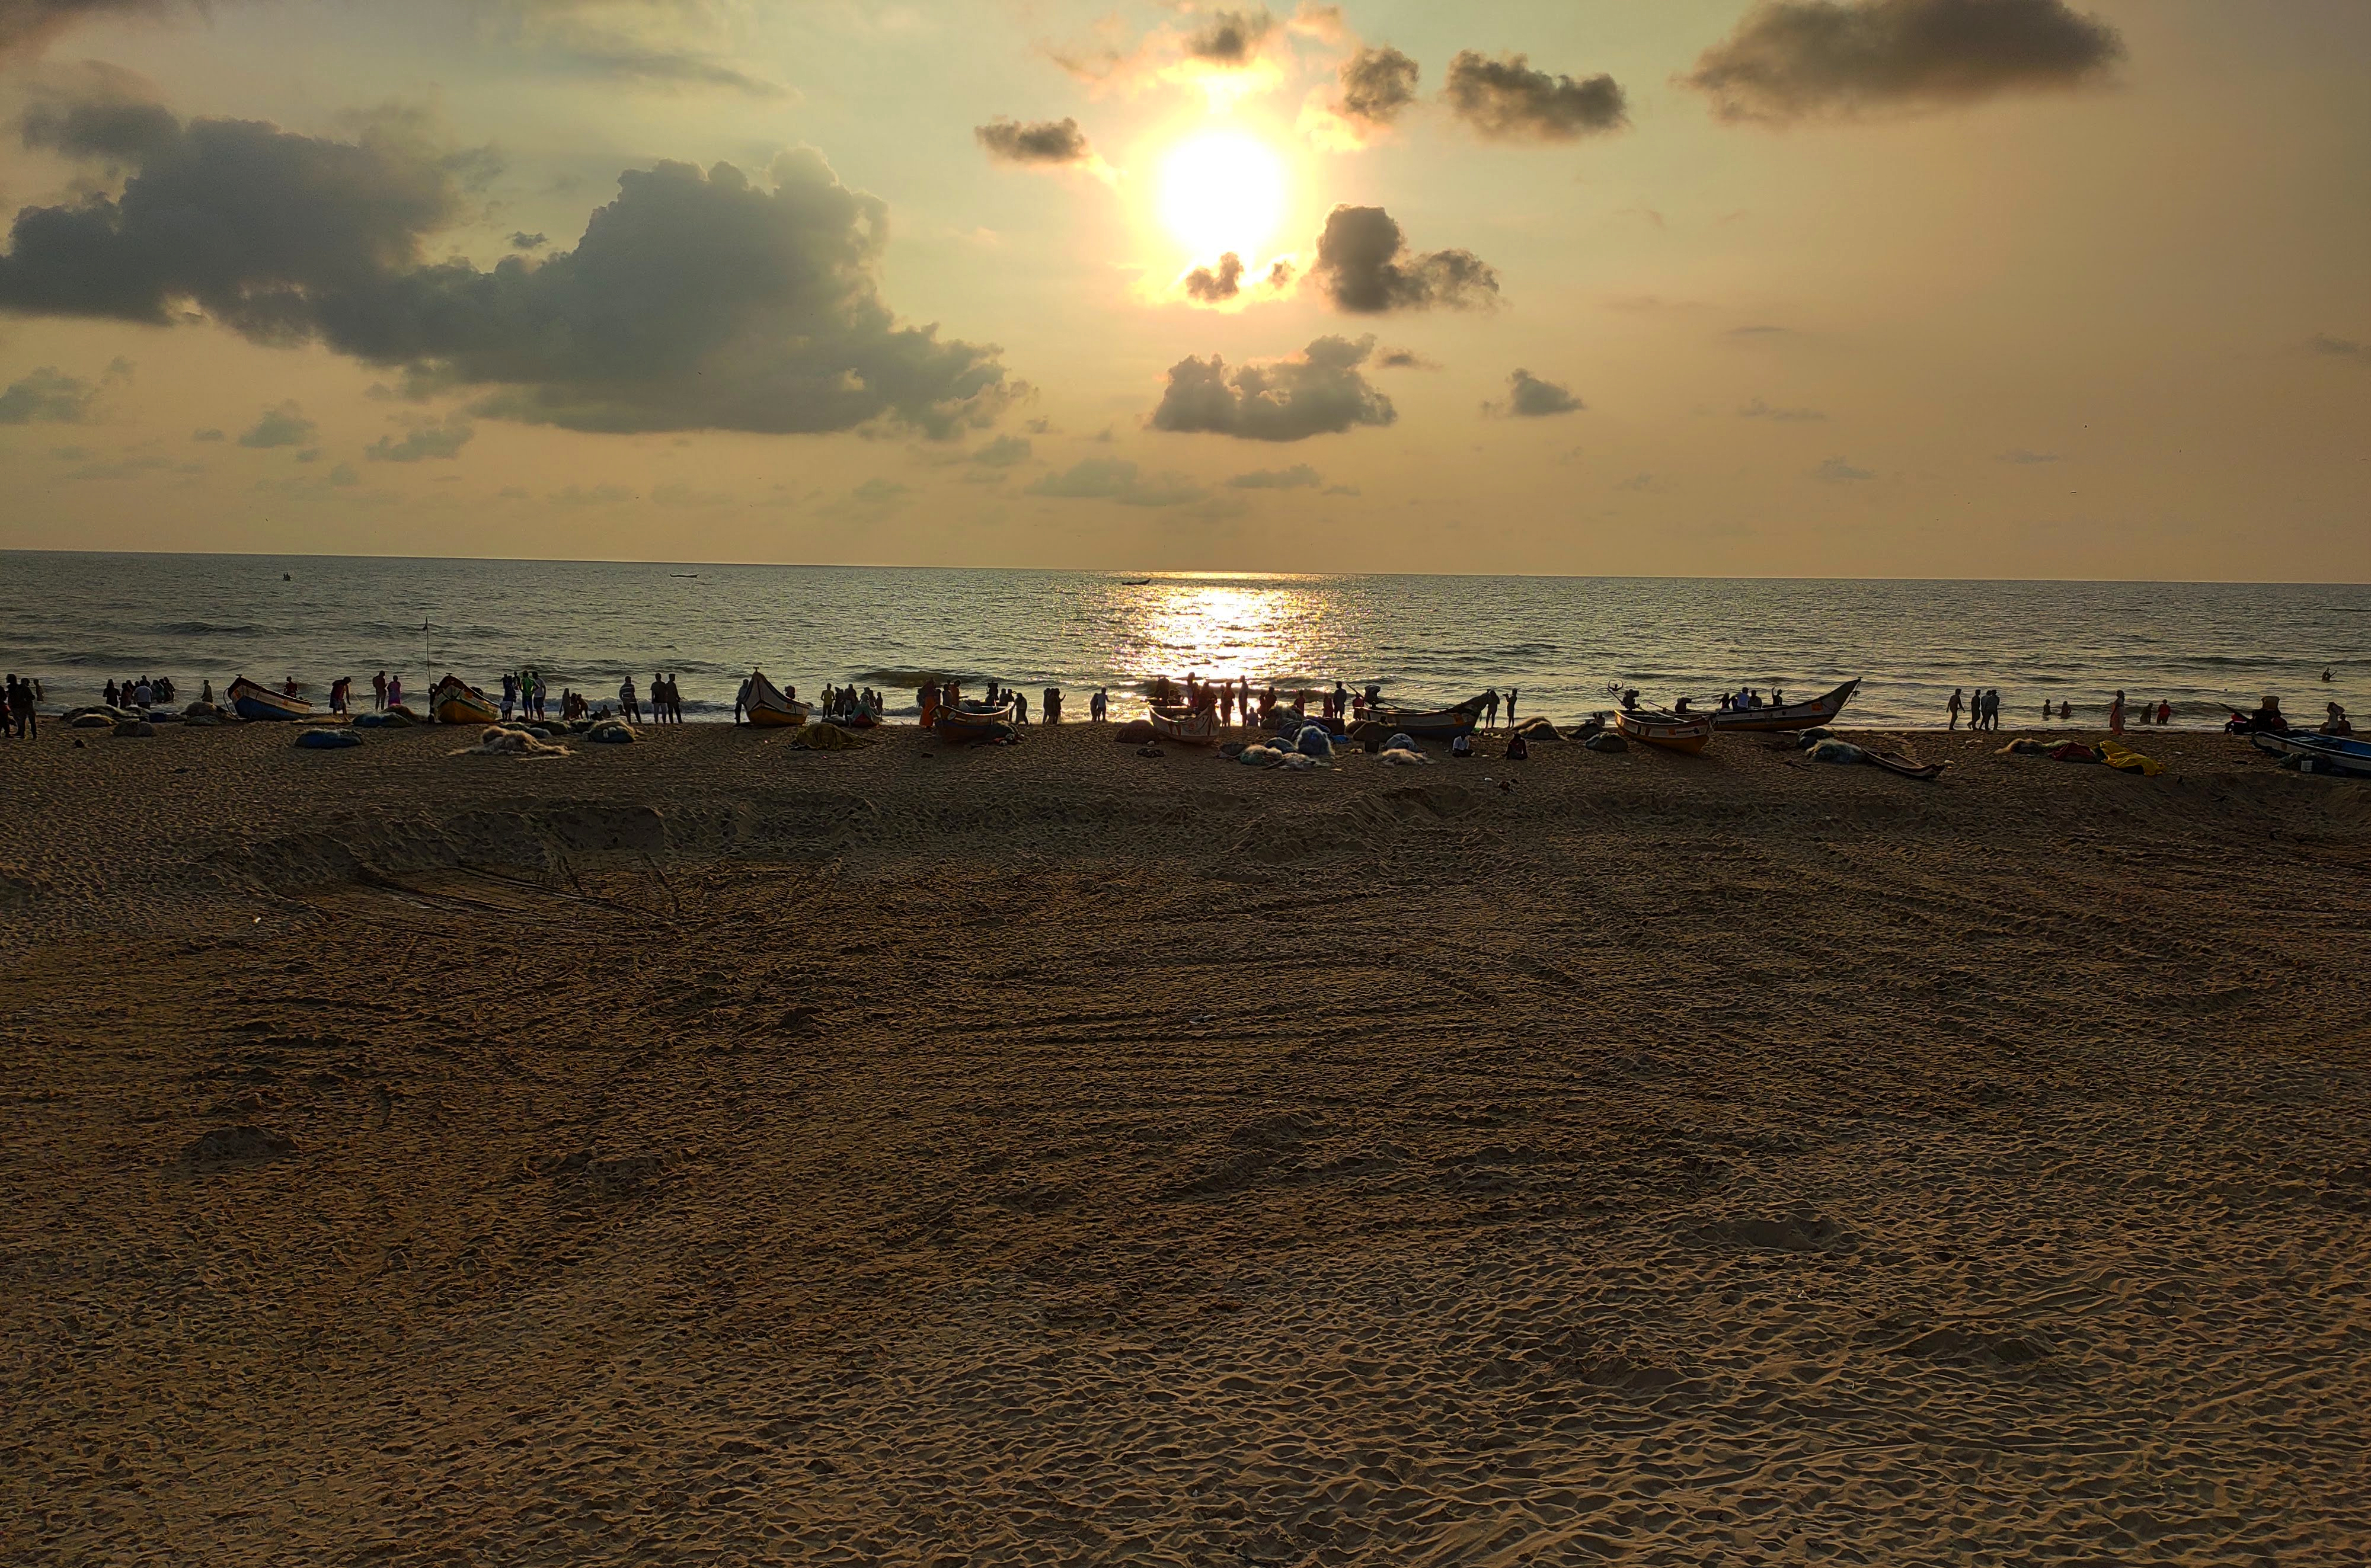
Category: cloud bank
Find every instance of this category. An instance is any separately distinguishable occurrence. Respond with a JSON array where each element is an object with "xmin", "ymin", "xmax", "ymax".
[
  {"xmin": 974, "ymin": 117, "xmax": 1093, "ymax": 165},
  {"xmin": 1150, "ymin": 334, "xmax": 1397, "ymax": 442},
  {"xmin": 1686, "ymin": 0, "xmax": 2125, "ymax": 124},
  {"xmin": 1027, "ymin": 457, "xmax": 1206, "ymax": 507},
  {"xmin": 0, "ymin": 99, "xmax": 1016, "ymax": 437}
]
